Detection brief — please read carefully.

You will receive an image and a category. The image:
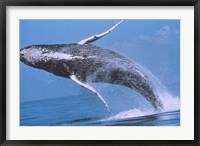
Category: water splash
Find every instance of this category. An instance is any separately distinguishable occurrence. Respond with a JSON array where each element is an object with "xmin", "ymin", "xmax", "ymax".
[
  {"xmin": 102, "ymin": 61, "xmax": 180, "ymax": 121},
  {"xmin": 135, "ymin": 62, "xmax": 180, "ymax": 111},
  {"xmin": 158, "ymin": 93, "xmax": 180, "ymax": 112},
  {"xmin": 103, "ymin": 93, "xmax": 180, "ymax": 121},
  {"xmin": 104, "ymin": 109, "xmax": 152, "ymax": 121}
]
